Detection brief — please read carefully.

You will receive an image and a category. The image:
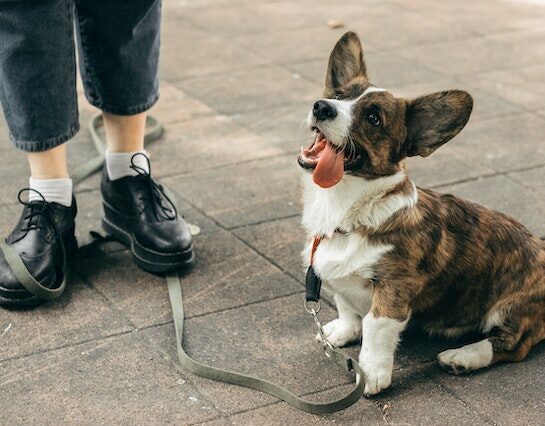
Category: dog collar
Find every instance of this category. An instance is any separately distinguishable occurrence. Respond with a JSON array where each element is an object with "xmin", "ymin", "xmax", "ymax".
[{"xmin": 310, "ymin": 228, "xmax": 350, "ymax": 266}]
